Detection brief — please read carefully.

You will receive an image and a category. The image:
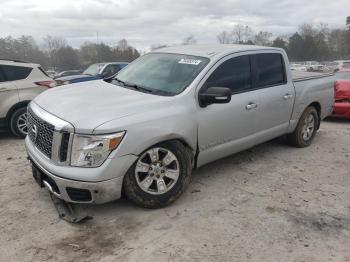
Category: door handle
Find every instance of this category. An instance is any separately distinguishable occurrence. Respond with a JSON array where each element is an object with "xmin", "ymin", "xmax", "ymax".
[
  {"xmin": 283, "ymin": 94, "xmax": 293, "ymax": 100},
  {"xmin": 246, "ymin": 102, "xmax": 258, "ymax": 110}
]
